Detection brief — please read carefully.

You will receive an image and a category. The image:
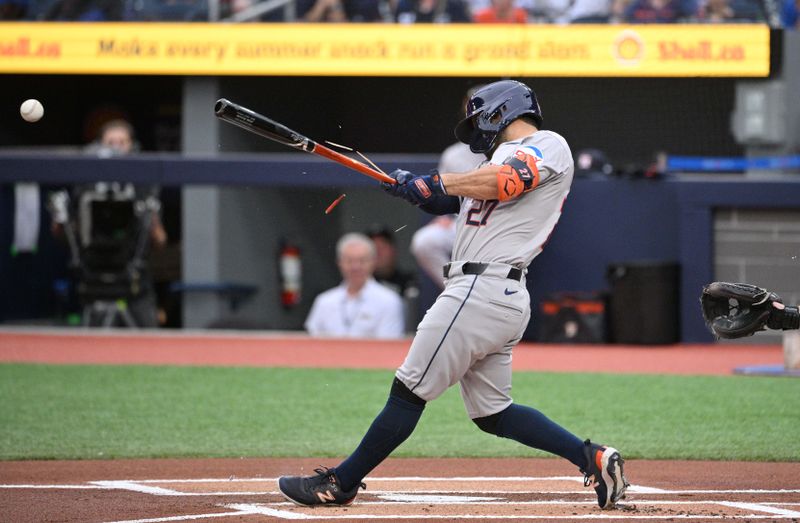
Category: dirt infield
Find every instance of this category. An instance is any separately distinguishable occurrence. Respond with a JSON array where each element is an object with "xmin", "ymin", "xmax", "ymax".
[
  {"xmin": 0, "ymin": 329, "xmax": 785, "ymax": 375},
  {"xmin": 2, "ymin": 457, "xmax": 800, "ymax": 522},
  {"xmin": 2, "ymin": 329, "xmax": 797, "ymax": 521}
]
